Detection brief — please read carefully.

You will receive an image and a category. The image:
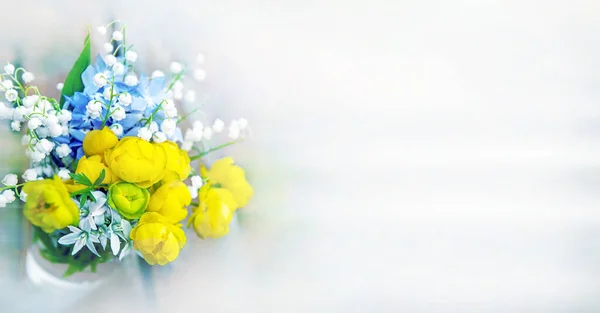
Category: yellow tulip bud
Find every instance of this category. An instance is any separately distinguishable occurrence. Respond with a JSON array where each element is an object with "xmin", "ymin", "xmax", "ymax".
[
  {"xmin": 83, "ymin": 127, "xmax": 118, "ymax": 160},
  {"xmin": 108, "ymin": 182, "xmax": 150, "ymax": 220},
  {"xmin": 160, "ymin": 141, "xmax": 191, "ymax": 183},
  {"xmin": 66, "ymin": 155, "xmax": 118, "ymax": 193},
  {"xmin": 105, "ymin": 137, "xmax": 167, "ymax": 188},
  {"xmin": 201, "ymin": 157, "xmax": 253, "ymax": 208},
  {"xmin": 147, "ymin": 180, "xmax": 191, "ymax": 223},
  {"xmin": 130, "ymin": 212, "xmax": 186, "ymax": 265},
  {"xmin": 188, "ymin": 184, "xmax": 238, "ymax": 239},
  {"xmin": 23, "ymin": 176, "xmax": 79, "ymax": 233}
]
